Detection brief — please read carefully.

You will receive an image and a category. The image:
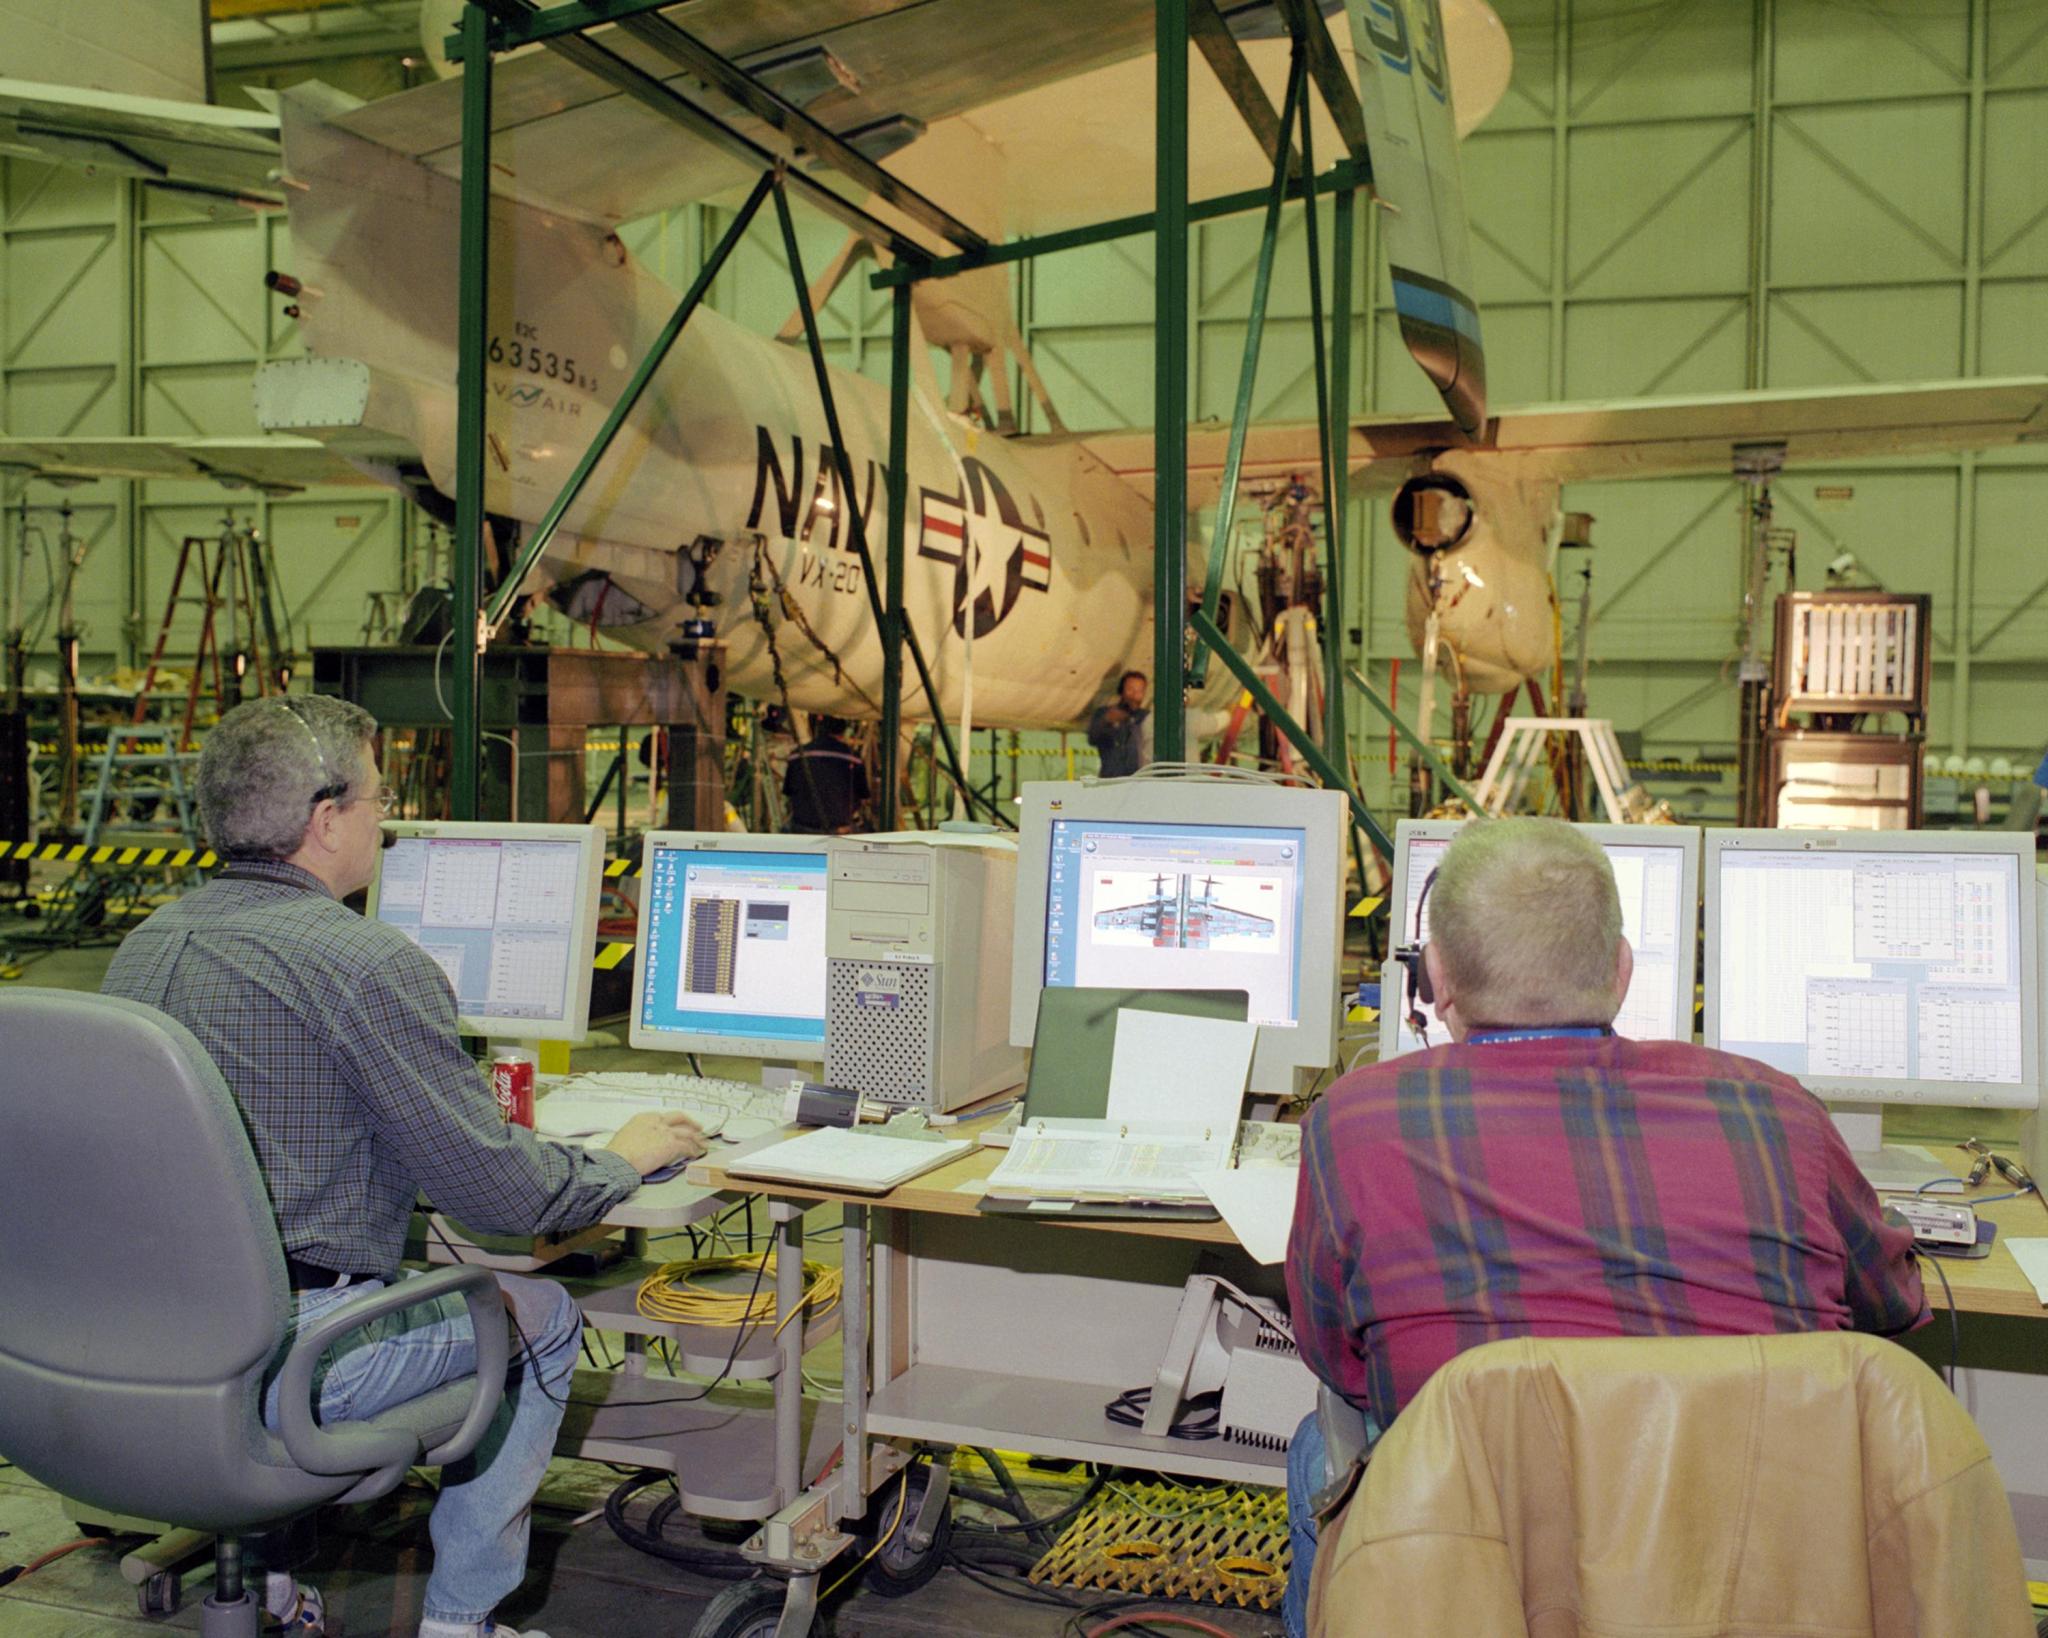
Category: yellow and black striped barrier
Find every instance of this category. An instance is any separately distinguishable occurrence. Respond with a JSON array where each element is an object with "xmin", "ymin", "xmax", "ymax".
[
  {"xmin": 2, "ymin": 838, "xmax": 650, "ymax": 972},
  {"xmin": 7, "ymin": 840, "xmax": 219, "ymax": 869}
]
